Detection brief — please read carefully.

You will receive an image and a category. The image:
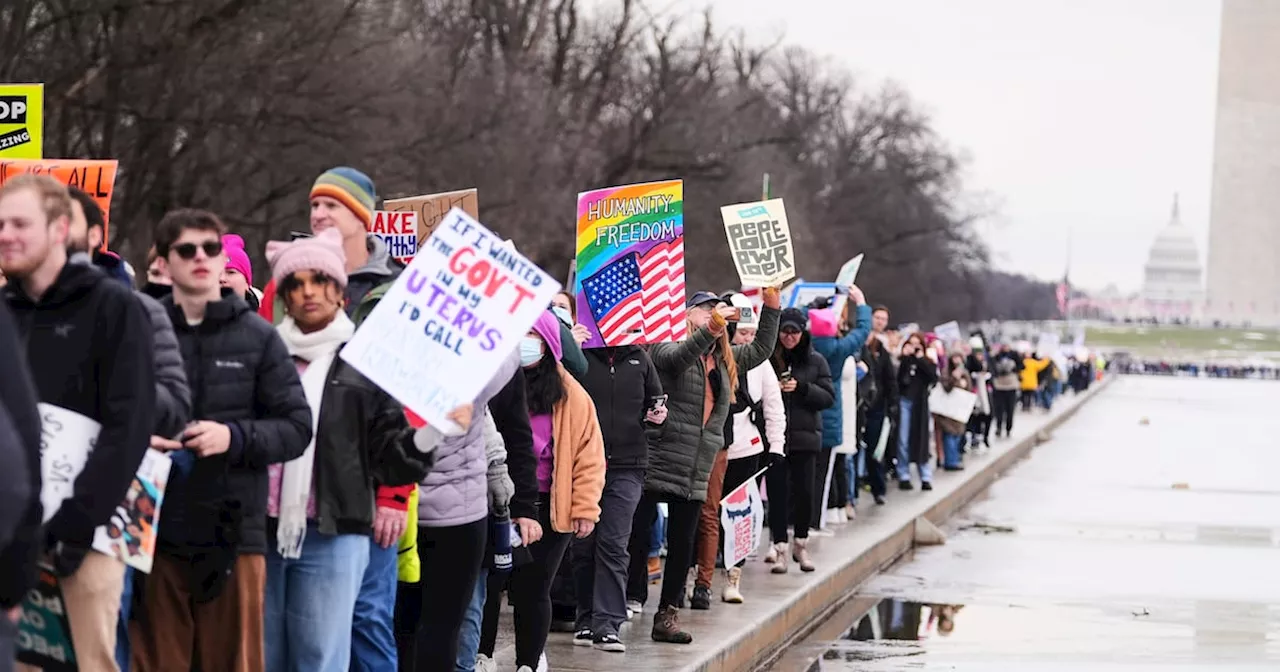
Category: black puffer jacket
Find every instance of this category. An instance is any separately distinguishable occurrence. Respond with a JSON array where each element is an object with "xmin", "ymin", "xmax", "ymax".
[
  {"xmin": 161, "ymin": 291, "xmax": 312, "ymax": 556},
  {"xmin": 0, "ymin": 302, "xmax": 40, "ymax": 609},
  {"xmin": 295, "ymin": 357, "xmax": 436, "ymax": 537},
  {"xmin": 771, "ymin": 331, "xmax": 836, "ymax": 454},
  {"xmin": 580, "ymin": 346, "xmax": 662, "ymax": 470}
]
